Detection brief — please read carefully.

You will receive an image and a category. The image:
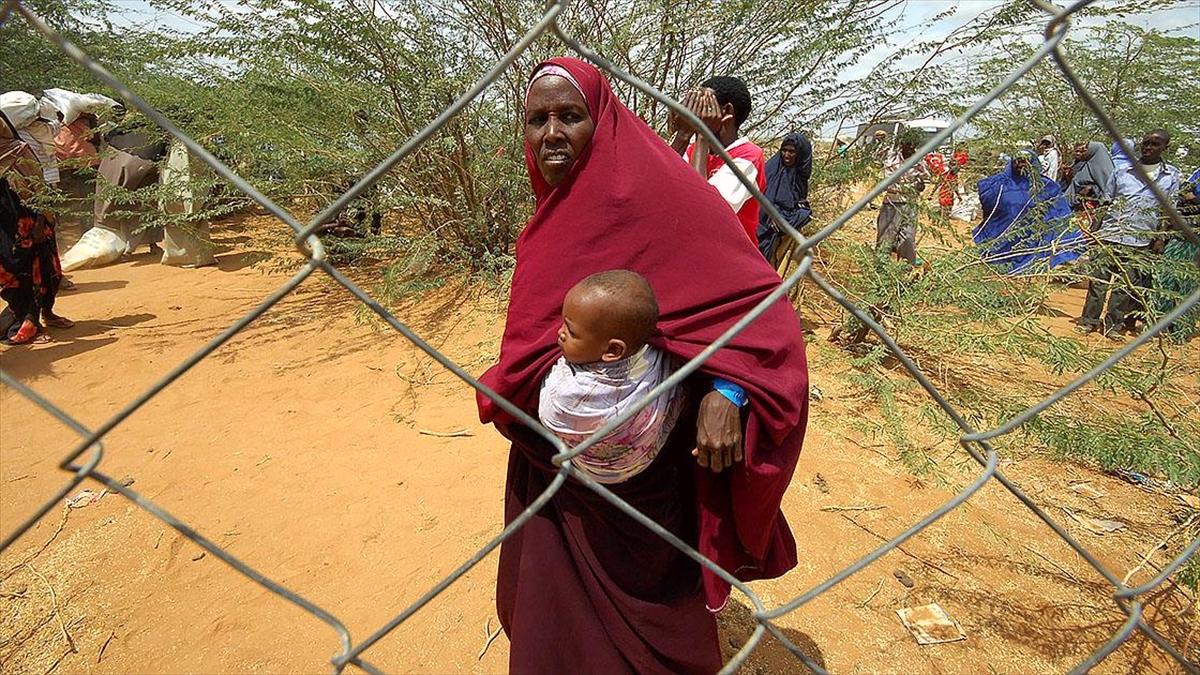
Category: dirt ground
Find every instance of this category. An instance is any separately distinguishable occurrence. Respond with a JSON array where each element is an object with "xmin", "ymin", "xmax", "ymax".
[{"xmin": 1, "ymin": 214, "xmax": 1197, "ymax": 674}]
